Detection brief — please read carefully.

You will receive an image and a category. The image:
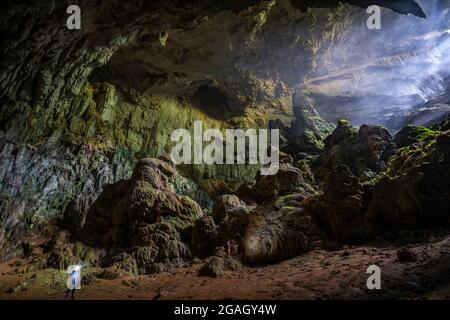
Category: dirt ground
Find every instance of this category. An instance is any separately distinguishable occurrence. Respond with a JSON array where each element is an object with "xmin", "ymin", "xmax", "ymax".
[{"xmin": 1, "ymin": 235, "xmax": 450, "ymax": 300}]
